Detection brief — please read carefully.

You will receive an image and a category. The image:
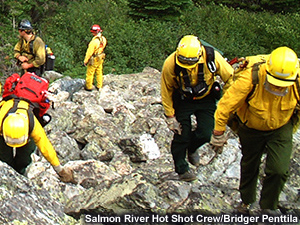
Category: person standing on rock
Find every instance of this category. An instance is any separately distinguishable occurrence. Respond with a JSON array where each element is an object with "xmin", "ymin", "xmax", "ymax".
[
  {"xmin": 83, "ymin": 24, "xmax": 107, "ymax": 91},
  {"xmin": 210, "ymin": 46, "xmax": 300, "ymax": 213},
  {"xmin": 14, "ymin": 19, "xmax": 46, "ymax": 76},
  {"xmin": 161, "ymin": 35, "xmax": 234, "ymax": 181},
  {"xmin": 0, "ymin": 98, "xmax": 75, "ymax": 183}
]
